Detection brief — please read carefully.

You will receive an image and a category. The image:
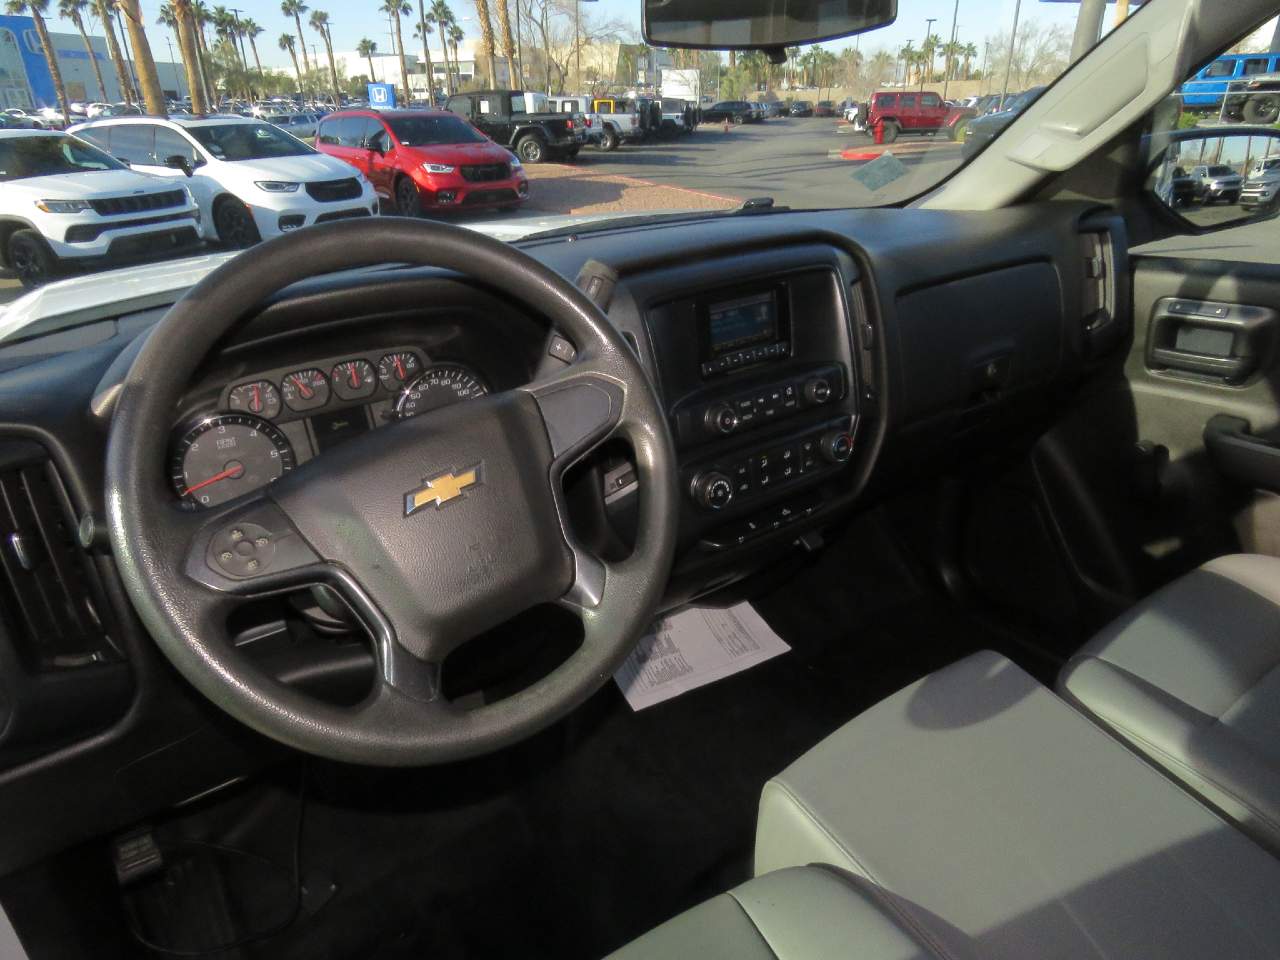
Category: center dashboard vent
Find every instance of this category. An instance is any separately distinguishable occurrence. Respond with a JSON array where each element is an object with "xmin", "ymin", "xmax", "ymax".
[{"xmin": 0, "ymin": 441, "xmax": 119, "ymax": 671}]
